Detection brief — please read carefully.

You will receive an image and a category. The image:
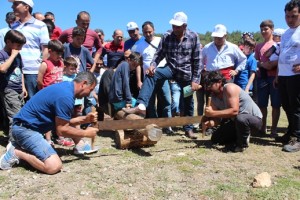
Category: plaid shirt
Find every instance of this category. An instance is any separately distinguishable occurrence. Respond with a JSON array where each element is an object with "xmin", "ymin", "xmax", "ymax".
[{"xmin": 151, "ymin": 29, "xmax": 201, "ymax": 84}]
